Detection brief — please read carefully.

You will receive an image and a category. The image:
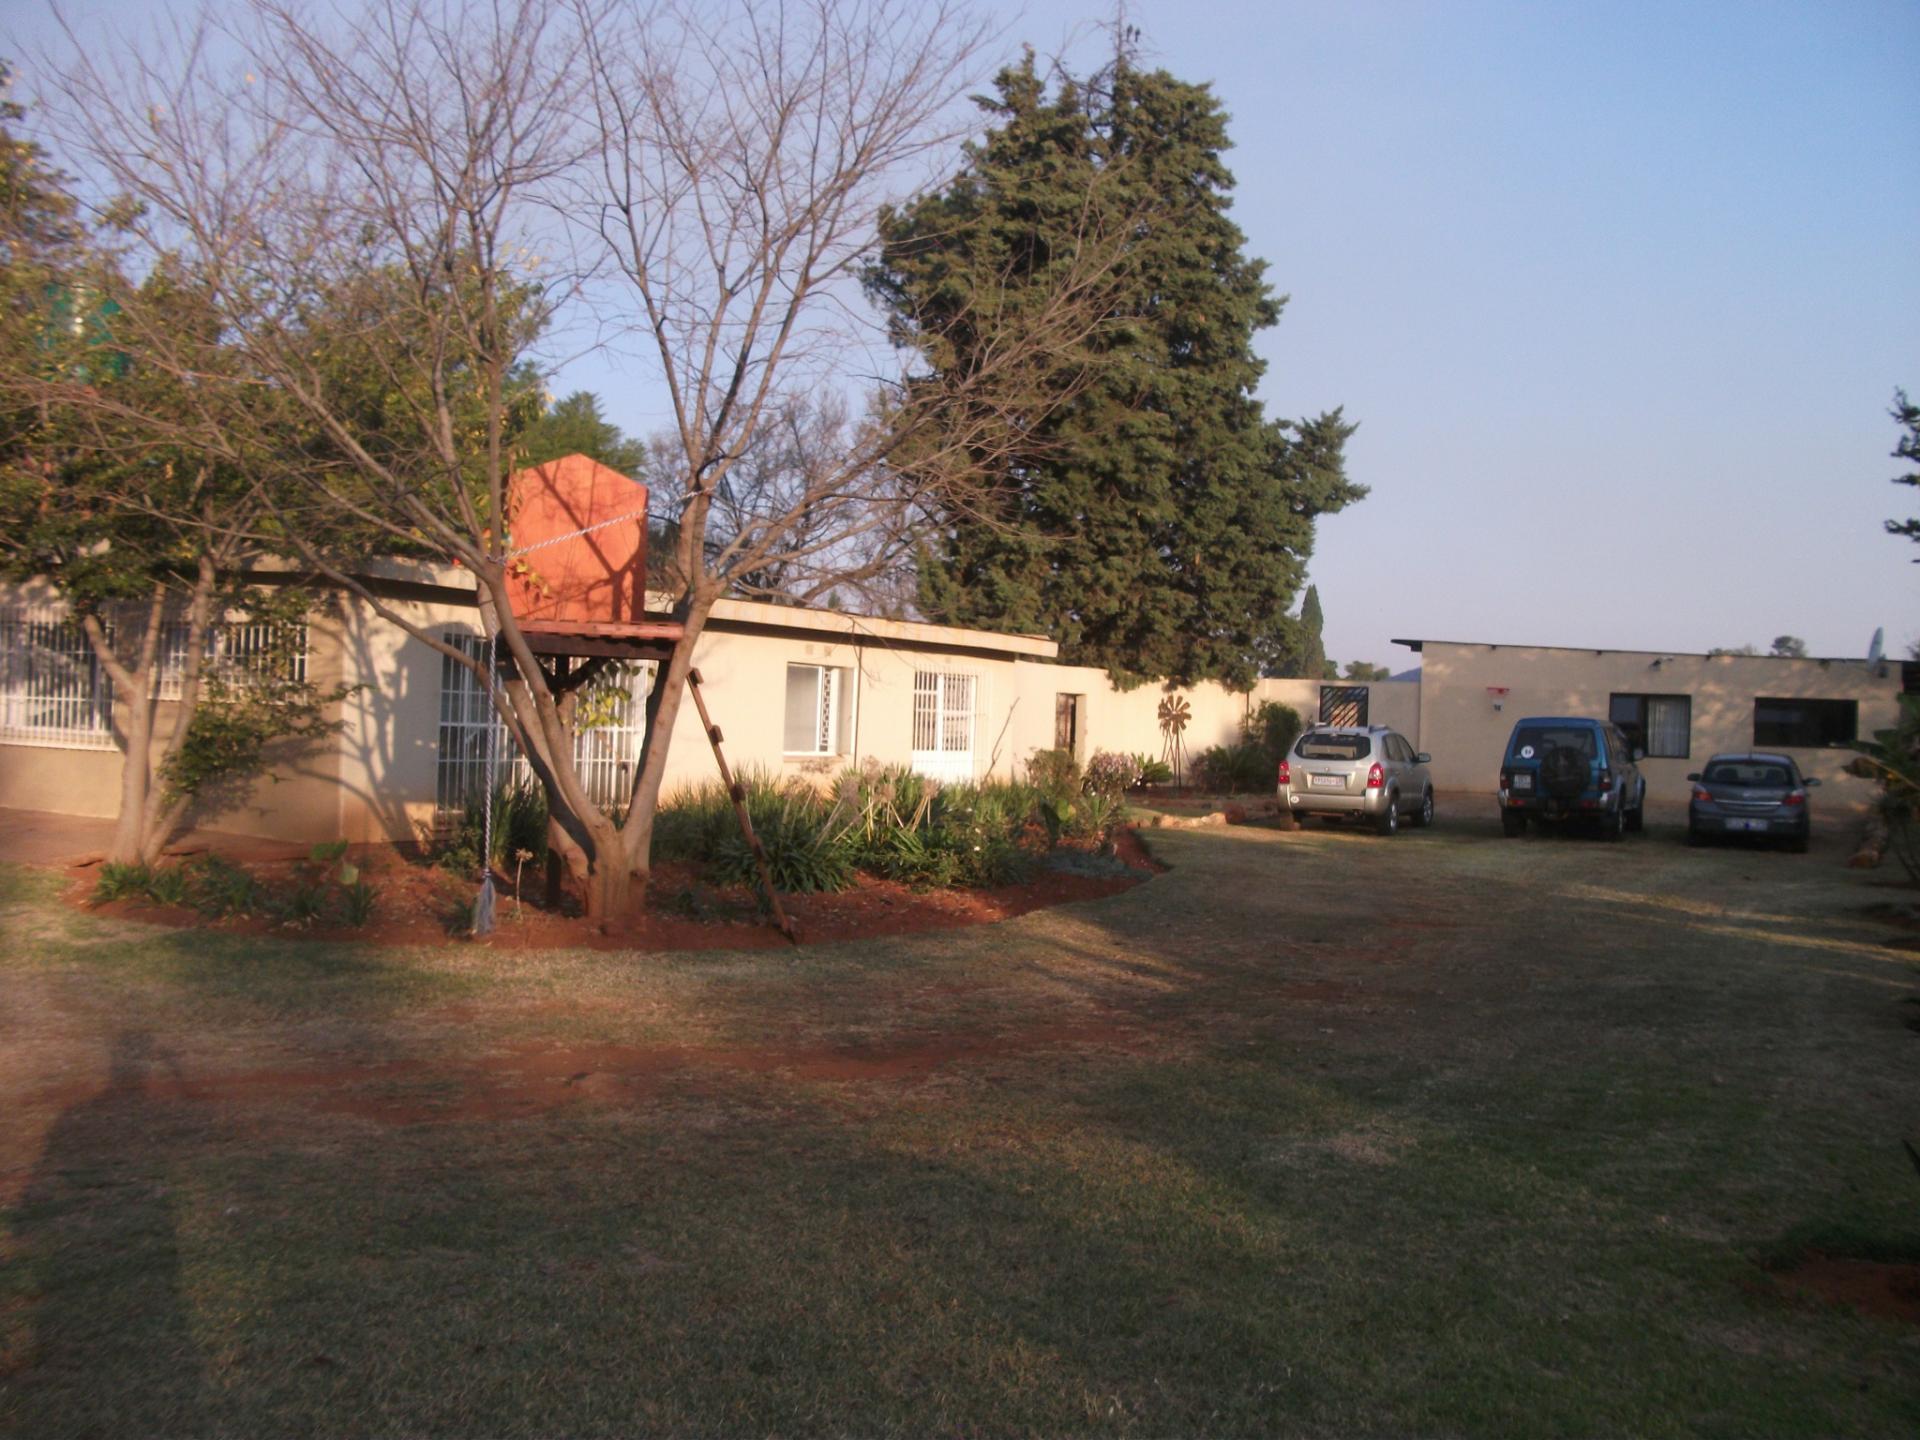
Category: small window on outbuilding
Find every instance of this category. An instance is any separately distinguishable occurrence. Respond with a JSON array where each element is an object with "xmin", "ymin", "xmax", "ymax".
[
  {"xmin": 1753, "ymin": 697, "xmax": 1857, "ymax": 749},
  {"xmin": 1609, "ymin": 693, "xmax": 1691, "ymax": 758}
]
